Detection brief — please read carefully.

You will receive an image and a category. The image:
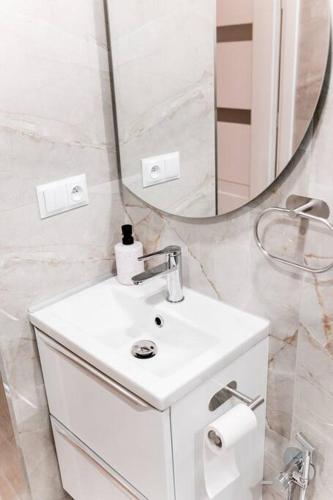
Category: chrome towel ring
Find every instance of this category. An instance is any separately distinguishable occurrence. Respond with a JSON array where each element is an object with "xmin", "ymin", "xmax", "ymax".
[{"xmin": 254, "ymin": 195, "xmax": 333, "ymax": 274}]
